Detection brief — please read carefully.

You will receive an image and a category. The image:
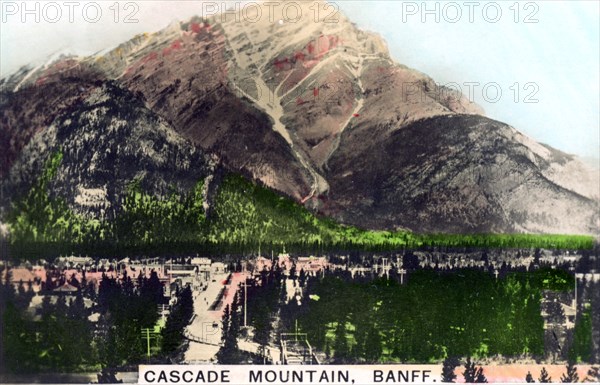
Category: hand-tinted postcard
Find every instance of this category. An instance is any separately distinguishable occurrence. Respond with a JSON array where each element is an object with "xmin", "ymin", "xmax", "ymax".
[{"xmin": 1, "ymin": 1, "xmax": 598, "ymax": 384}]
